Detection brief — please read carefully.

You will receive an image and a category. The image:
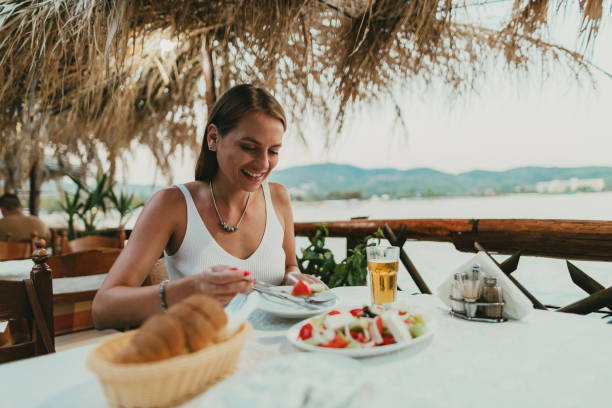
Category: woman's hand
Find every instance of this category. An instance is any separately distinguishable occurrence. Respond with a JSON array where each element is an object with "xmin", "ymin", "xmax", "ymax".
[
  {"xmin": 283, "ymin": 270, "xmax": 327, "ymax": 287},
  {"xmin": 195, "ymin": 265, "xmax": 255, "ymax": 305}
]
